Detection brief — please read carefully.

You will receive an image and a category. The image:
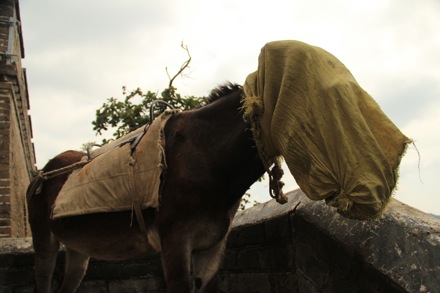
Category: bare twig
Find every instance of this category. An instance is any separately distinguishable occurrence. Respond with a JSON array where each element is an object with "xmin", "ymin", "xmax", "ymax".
[{"xmin": 166, "ymin": 42, "xmax": 192, "ymax": 88}]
